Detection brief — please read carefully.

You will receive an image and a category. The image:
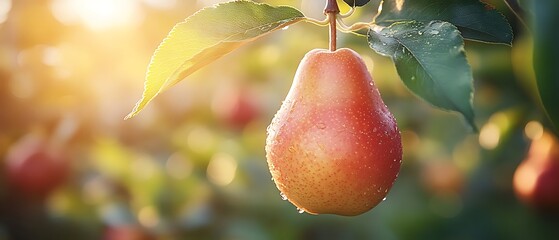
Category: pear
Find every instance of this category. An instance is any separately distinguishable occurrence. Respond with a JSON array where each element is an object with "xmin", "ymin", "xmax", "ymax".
[{"xmin": 266, "ymin": 48, "xmax": 402, "ymax": 216}]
